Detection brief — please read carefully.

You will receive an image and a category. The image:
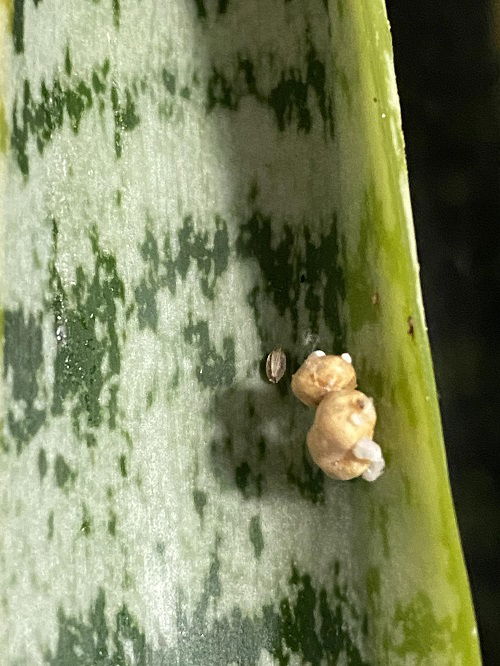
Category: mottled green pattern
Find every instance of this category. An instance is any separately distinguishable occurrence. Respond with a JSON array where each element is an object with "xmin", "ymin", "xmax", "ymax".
[
  {"xmin": 0, "ymin": 0, "xmax": 479, "ymax": 664},
  {"xmin": 49, "ymin": 221, "xmax": 125, "ymax": 438},
  {"xmin": 3, "ymin": 307, "xmax": 45, "ymax": 451},
  {"xmin": 9, "ymin": 56, "xmax": 139, "ymax": 174},
  {"xmin": 44, "ymin": 552, "xmax": 369, "ymax": 666}
]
